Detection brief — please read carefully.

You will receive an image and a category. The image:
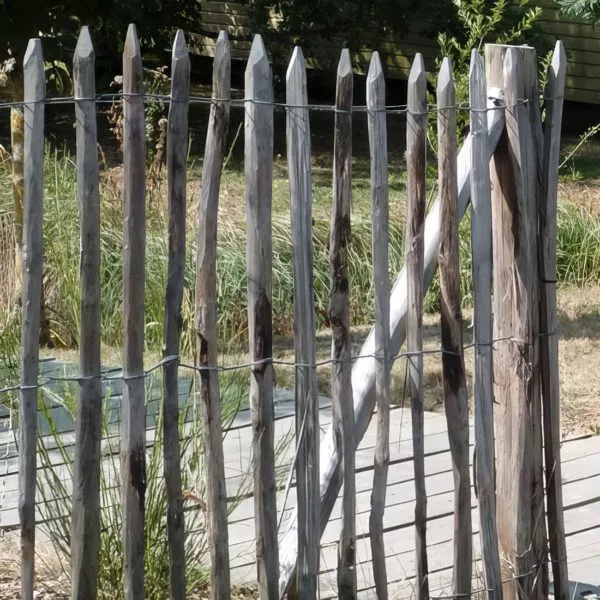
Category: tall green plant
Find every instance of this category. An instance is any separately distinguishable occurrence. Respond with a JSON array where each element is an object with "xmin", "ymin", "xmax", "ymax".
[
  {"xmin": 427, "ymin": 0, "xmax": 545, "ymax": 148},
  {"xmin": 36, "ymin": 368, "xmax": 254, "ymax": 598}
]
